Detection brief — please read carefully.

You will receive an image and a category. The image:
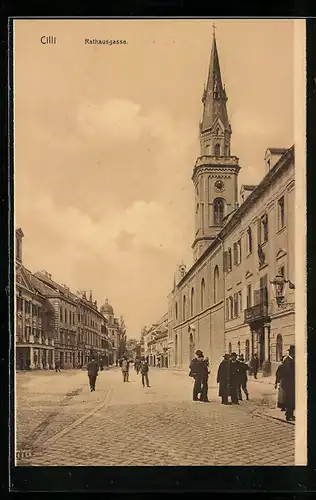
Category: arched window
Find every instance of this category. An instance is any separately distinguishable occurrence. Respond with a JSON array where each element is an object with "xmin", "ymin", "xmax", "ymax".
[
  {"xmin": 183, "ymin": 295, "xmax": 186, "ymax": 321},
  {"xmin": 213, "ymin": 198, "xmax": 225, "ymax": 225},
  {"xmin": 245, "ymin": 339, "xmax": 250, "ymax": 362},
  {"xmin": 214, "ymin": 143, "xmax": 221, "ymax": 156},
  {"xmin": 175, "ymin": 302, "xmax": 178, "ymax": 321},
  {"xmin": 190, "ymin": 288, "xmax": 195, "ymax": 316},
  {"xmin": 276, "ymin": 334, "xmax": 283, "ymax": 362},
  {"xmin": 201, "ymin": 278, "xmax": 205, "ymax": 310},
  {"xmin": 213, "ymin": 266, "xmax": 219, "ymax": 303},
  {"xmin": 216, "ymin": 127, "xmax": 220, "ymax": 135},
  {"xmin": 228, "ymin": 342, "xmax": 232, "ymax": 355},
  {"xmin": 189, "ymin": 333, "xmax": 195, "ymax": 361}
]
